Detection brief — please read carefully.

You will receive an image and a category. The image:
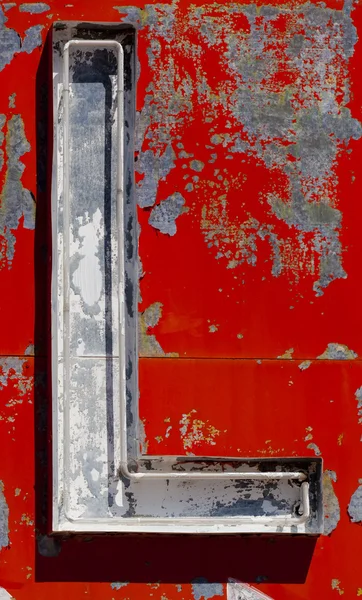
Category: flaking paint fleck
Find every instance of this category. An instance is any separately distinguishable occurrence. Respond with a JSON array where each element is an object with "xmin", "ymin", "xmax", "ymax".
[
  {"xmin": 0, "ymin": 114, "xmax": 35, "ymax": 265},
  {"xmin": 21, "ymin": 25, "xmax": 43, "ymax": 53},
  {"xmin": 0, "ymin": 481, "xmax": 9, "ymax": 549},
  {"xmin": 137, "ymin": 145, "xmax": 176, "ymax": 208},
  {"xmin": 0, "ymin": 7, "xmax": 44, "ymax": 70},
  {"xmin": 190, "ymin": 160, "xmax": 205, "ymax": 172},
  {"xmin": 179, "ymin": 410, "xmax": 221, "ymax": 452},
  {"xmin": 299, "ymin": 360, "xmax": 312, "ymax": 370},
  {"xmin": 19, "ymin": 3, "xmax": 50, "ymax": 12},
  {"xmin": 139, "ymin": 302, "xmax": 178, "ymax": 357},
  {"xmin": 114, "ymin": 6, "xmax": 143, "ymax": 29},
  {"xmin": 138, "ymin": 417, "xmax": 149, "ymax": 454},
  {"xmin": 0, "ymin": 7, "xmax": 20, "ymax": 71},
  {"xmin": 307, "ymin": 442, "xmax": 321, "ymax": 456},
  {"xmin": 323, "ymin": 470, "xmax": 340, "ymax": 536},
  {"xmin": 348, "ymin": 483, "xmax": 362, "ymax": 523},
  {"xmin": 317, "ymin": 343, "xmax": 358, "ymax": 360},
  {"xmin": 278, "ymin": 348, "xmax": 294, "ymax": 359},
  {"xmin": 331, "ymin": 579, "xmax": 345, "ymax": 595},
  {"xmin": 0, "ymin": 358, "xmax": 32, "ymax": 402},
  {"xmin": 149, "ymin": 192, "xmax": 186, "ymax": 236},
  {"xmin": 20, "ymin": 513, "xmax": 34, "ymax": 527},
  {"xmin": 0, "ymin": 114, "xmax": 5, "ymax": 172},
  {"xmin": 8, "ymin": 93, "xmax": 15, "ymax": 108},
  {"xmin": 355, "ymin": 386, "xmax": 362, "ymax": 425}
]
